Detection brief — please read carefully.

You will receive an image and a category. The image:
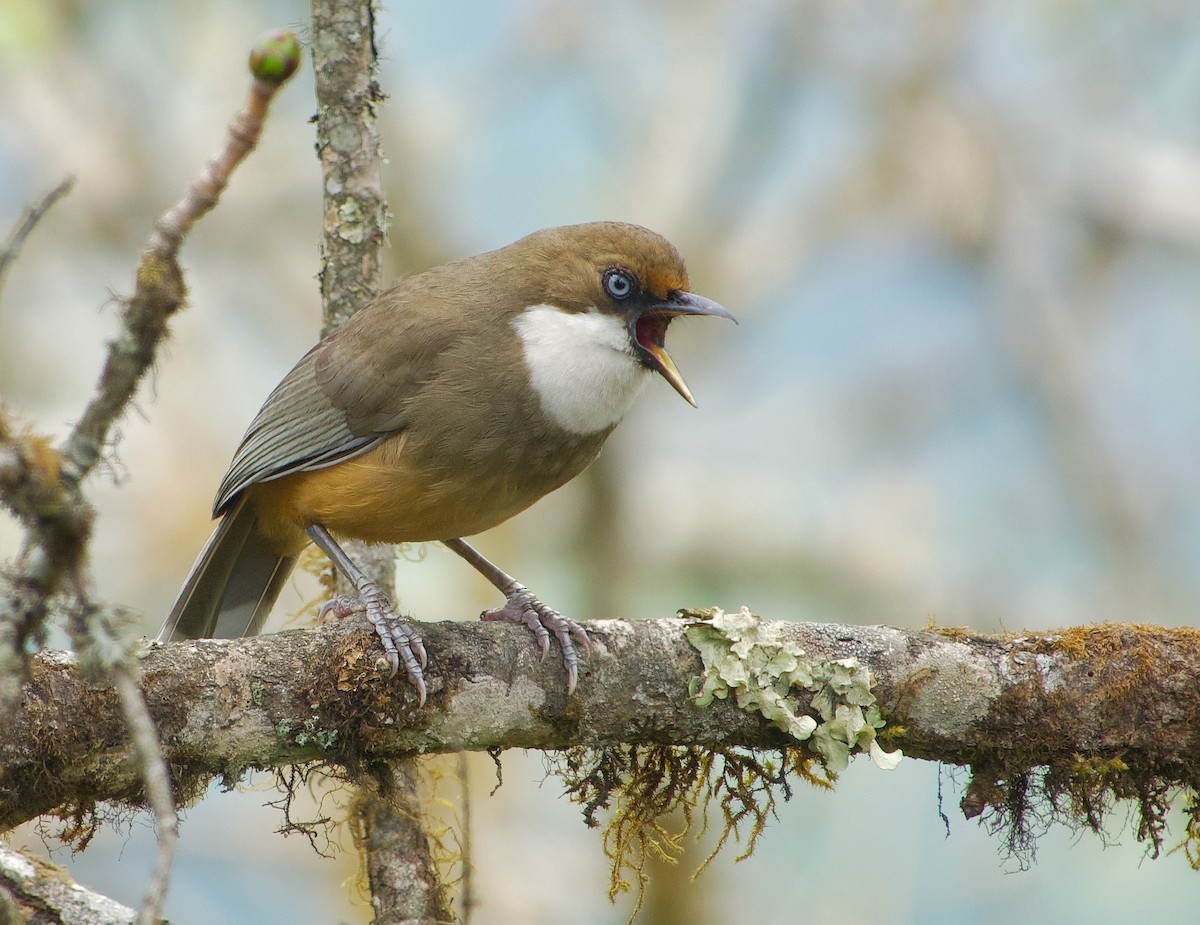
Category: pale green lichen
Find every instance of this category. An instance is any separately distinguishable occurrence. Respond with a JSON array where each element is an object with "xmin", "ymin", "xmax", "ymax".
[
  {"xmin": 335, "ymin": 199, "xmax": 366, "ymax": 243},
  {"xmin": 684, "ymin": 606, "xmax": 902, "ymax": 772}
]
